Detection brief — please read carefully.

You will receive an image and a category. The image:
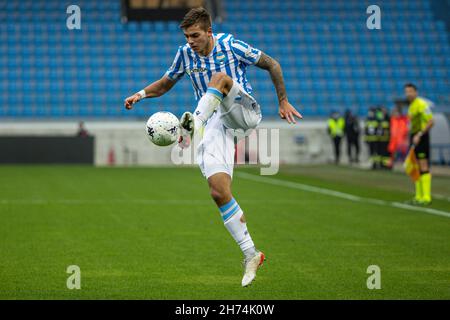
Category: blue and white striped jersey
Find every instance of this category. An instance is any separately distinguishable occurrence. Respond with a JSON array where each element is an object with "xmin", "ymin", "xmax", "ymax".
[{"xmin": 165, "ymin": 33, "xmax": 262, "ymax": 101}]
